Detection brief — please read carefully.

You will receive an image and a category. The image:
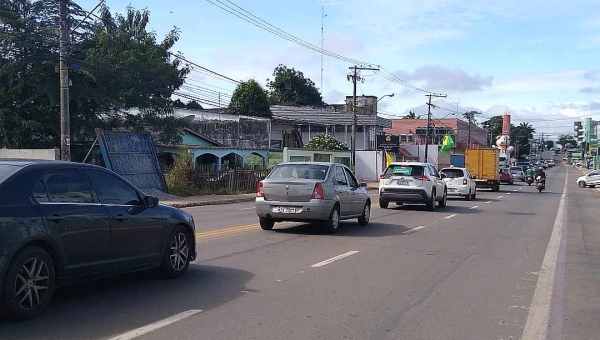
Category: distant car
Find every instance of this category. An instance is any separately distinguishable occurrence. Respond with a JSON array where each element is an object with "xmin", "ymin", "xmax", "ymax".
[
  {"xmin": 499, "ymin": 168, "xmax": 514, "ymax": 184},
  {"xmin": 0, "ymin": 160, "xmax": 196, "ymax": 320},
  {"xmin": 577, "ymin": 170, "xmax": 600, "ymax": 188},
  {"xmin": 439, "ymin": 167, "xmax": 477, "ymax": 200},
  {"xmin": 255, "ymin": 162, "xmax": 370, "ymax": 233},
  {"xmin": 378, "ymin": 162, "xmax": 447, "ymax": 211},
  {"xmin": 509, "ymin": 166, "xmax": 525, "ymax": 182}
]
